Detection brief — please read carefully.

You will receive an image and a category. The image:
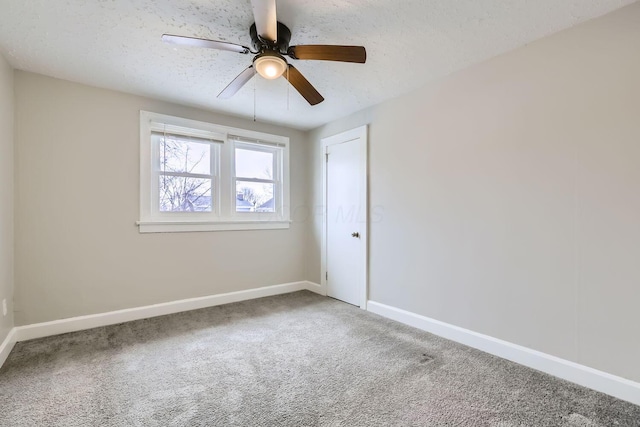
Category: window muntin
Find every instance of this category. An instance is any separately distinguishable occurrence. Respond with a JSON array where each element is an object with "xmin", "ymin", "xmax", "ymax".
[{"xmin": 139, "ymin": 111, "xmax": 290, "ymax": 232}]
